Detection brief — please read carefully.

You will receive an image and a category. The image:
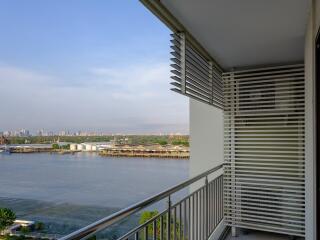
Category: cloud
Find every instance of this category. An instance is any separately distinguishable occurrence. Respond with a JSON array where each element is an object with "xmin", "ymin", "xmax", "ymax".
[
  {"xmin": 0, "ymin": 62, "xmax": 189, "ymax": 134},
  {"xmin": 0, "ymin": 65, "xmax": 55, "ymax": 87},
  {"xmin": 89, "ymin": 62, "xmax": 170, "ymax": 100}
]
